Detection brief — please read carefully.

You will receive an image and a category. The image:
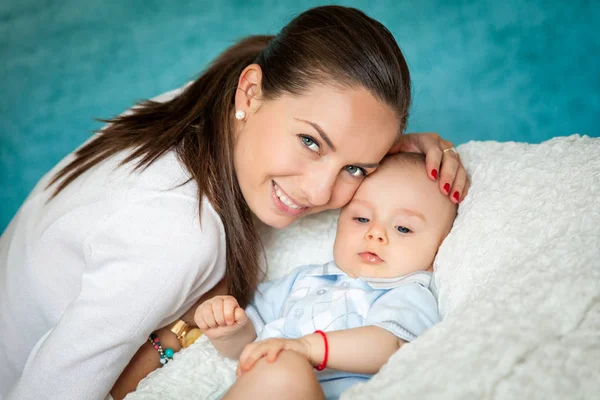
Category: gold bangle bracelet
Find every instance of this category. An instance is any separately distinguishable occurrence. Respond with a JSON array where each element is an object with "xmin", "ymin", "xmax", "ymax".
[{"xmin": 170, "ymin": 319, "xmax": 203, "ymax": 348}]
